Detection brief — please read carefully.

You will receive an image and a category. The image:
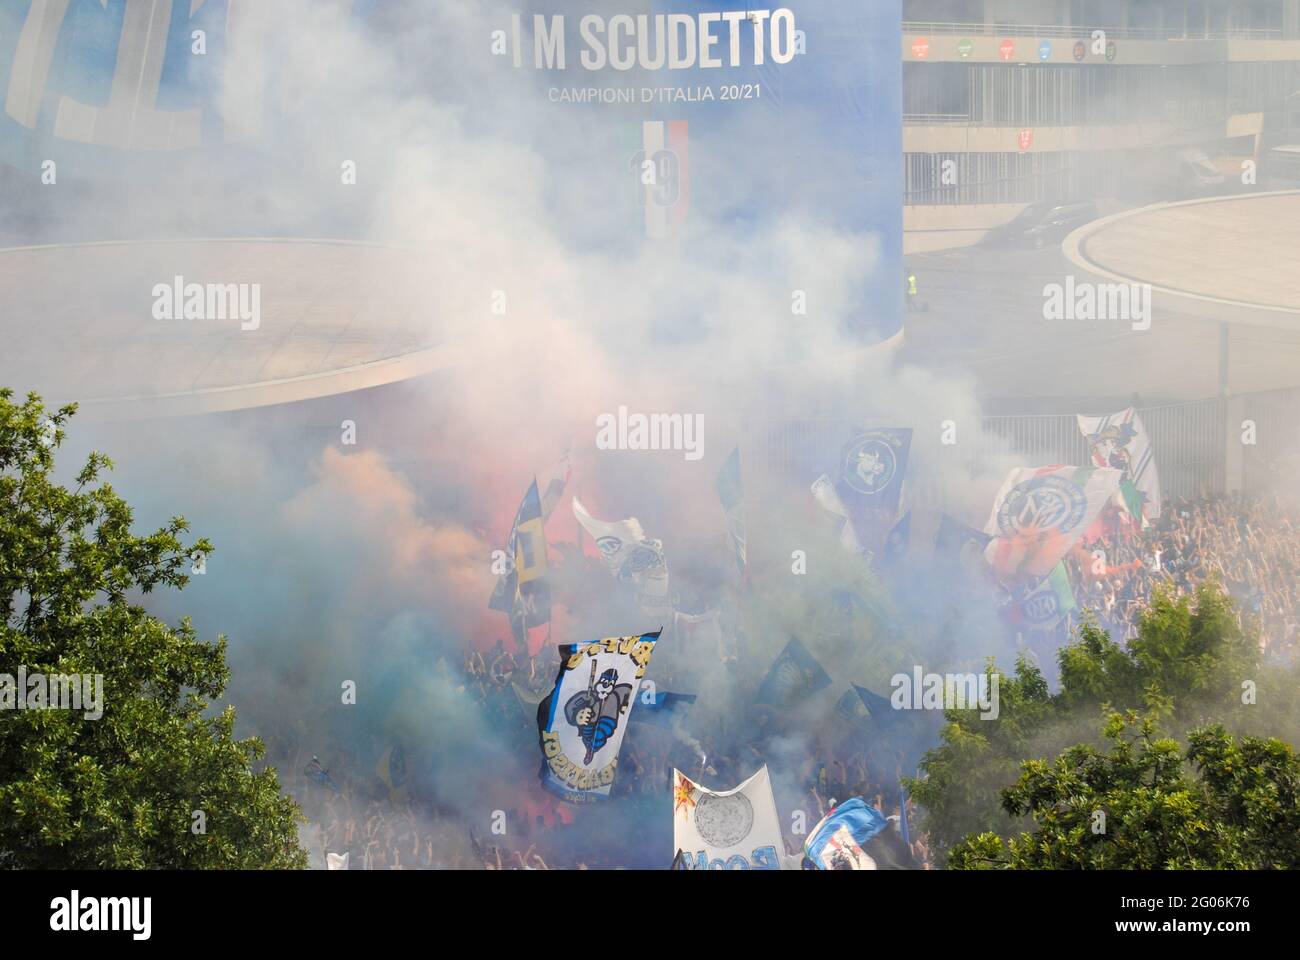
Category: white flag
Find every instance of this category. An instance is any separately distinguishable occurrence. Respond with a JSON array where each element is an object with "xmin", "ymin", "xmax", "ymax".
[
  {"xmin": 983, "ymin": 465, "xmax": 1122, "ymax": 580},
  {"xmin": 1076, "ymin": 407, "xmax": 1161, "ymax": 520},
  {"xmin": 811, "ymin": 474, "xmax": 865, "ymax": 556},
  {"xmin": 672, "ymin": 765, "xmax": 786, "ymax": 870},
  {"xmin": 572, "ymin": 497, "xmax": 671, "ymax": 619}
]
